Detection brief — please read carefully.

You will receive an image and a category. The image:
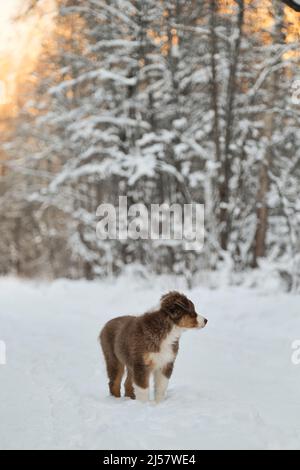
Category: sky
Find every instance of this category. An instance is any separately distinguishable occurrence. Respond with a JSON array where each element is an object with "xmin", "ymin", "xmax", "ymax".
[
  {"xmin": 0, "ymin": 0, "xmax": 55, "ymax": 105},
  {"xmin": 0, "ymin": 0, "xmax": 21, "ymax": 104},
  {"xmin": 0, "ymin": 0, "xmax": 22, "ymax": 53},
  {"xmin": 0, "ymin": 1, "xmax": 298, "ymax": 105}
]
